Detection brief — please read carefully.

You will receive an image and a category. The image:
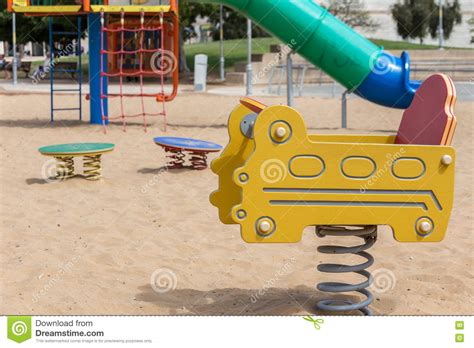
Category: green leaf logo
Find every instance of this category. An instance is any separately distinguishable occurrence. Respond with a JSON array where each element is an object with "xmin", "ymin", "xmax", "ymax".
[
  {"xmin": 303, "ymin": 316, "xmax": 324, "ymax": 330},
  {"xmin": 7, "ymin": 316, "xmax": 32, "ymax": 343}
]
